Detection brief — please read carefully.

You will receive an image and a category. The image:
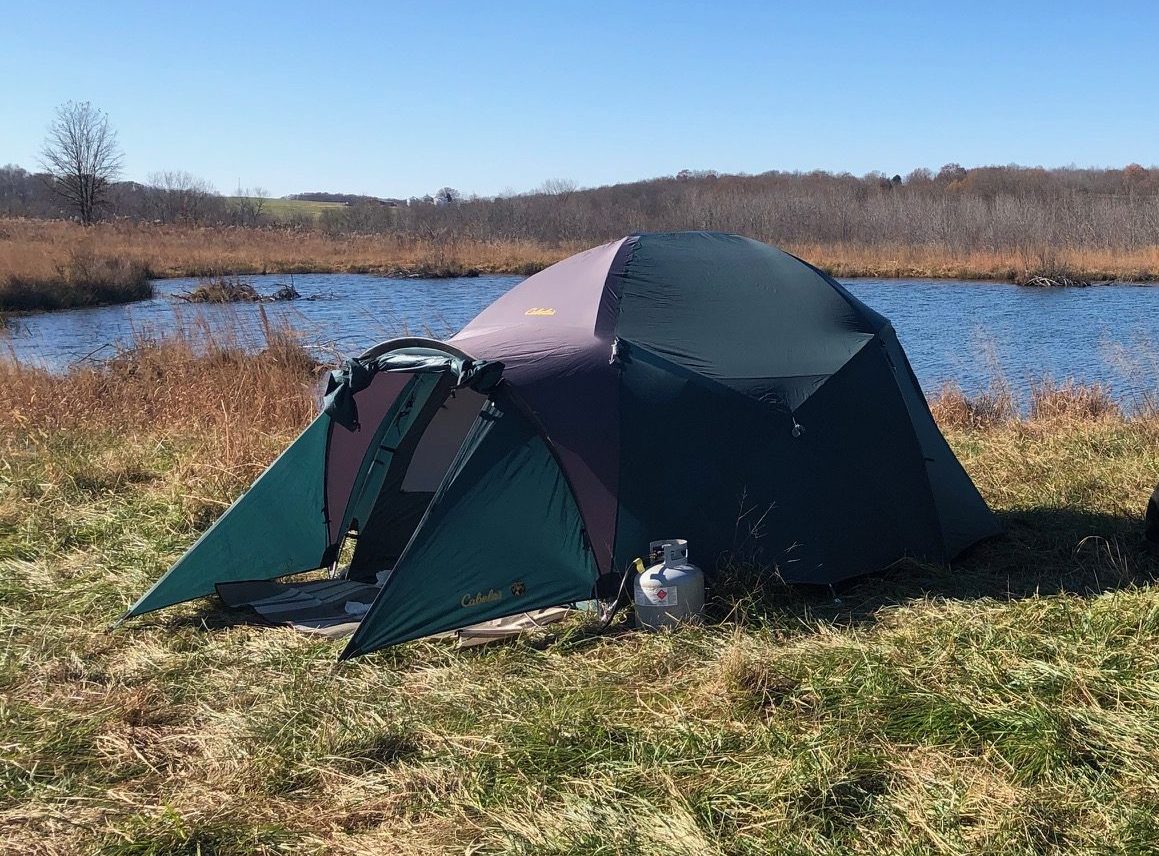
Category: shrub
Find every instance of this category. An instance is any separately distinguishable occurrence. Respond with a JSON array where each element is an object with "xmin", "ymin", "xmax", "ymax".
[
  {"xmin": 0, "ymin": 248, "xmax": 152, "ymax": 311},
  {"xmin": 928, "ymin": 382, "xmax": 1017, "ymax": 430},
  {"xmin": 1029, "ymin": 379, "xmax": 1121, "ymax": 421}
]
